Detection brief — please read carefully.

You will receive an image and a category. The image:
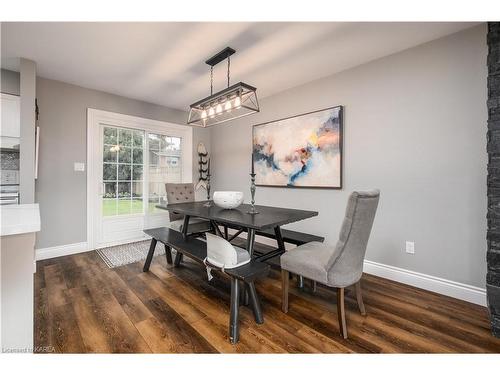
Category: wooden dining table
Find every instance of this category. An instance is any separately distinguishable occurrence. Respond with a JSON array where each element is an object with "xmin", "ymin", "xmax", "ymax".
[
  {"xmin": 156, "ymin": 201, "xmax": 319, "ymax": 261},
  {"xmin": 154, "ymin": 201, "xmax": 318, "ymax": 343}
]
